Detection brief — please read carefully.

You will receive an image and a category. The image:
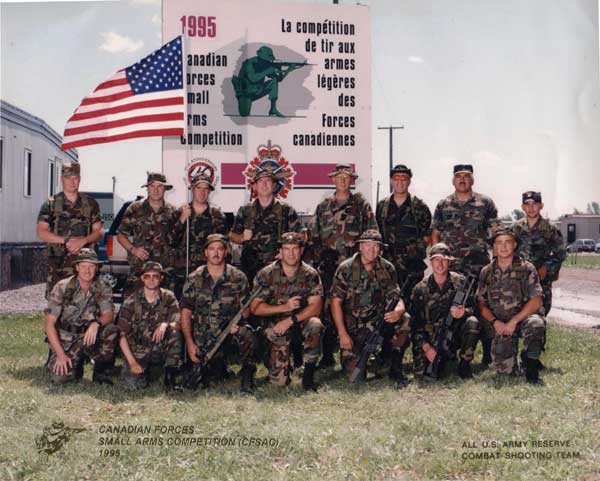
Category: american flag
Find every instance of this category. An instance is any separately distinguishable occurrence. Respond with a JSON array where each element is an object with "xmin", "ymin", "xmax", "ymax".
[{"xmin": 61, "ymin": 36, "xmax": 185, "ymax": 151}]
